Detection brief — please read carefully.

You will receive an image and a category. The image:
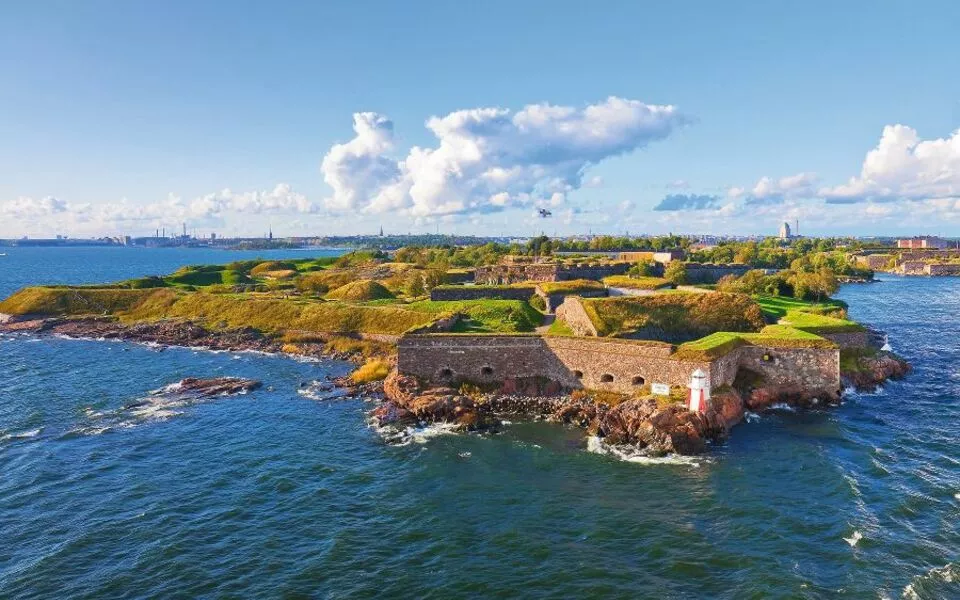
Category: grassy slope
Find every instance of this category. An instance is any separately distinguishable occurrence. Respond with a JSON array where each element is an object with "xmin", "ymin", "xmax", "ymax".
[
  {"xmin": 0, "ymin": 287, "xmax": 437, "ymax": 335},
  {"xmin": 406, "ymin": 299, "xmax": 542, "ymax": 333},
  {"xmin": 581, "ymin": 292, "xmax": 766, "ymax": 338},
  {"xmin": 754, "ymin": 295, "xmax": 847, "ymax": 319},
  {"xmin": 673, "ymin": 325, "xmax": 837, "ymax": 361},
  {"xmin": 601, "ymin": 275, "xmax": 671, "ymax": 290},
  {"xmin": 537, "ymin": 279, "xmax": 606, "ymax": 294},
  {"xmin": 753, "ymin": 294, "xmax": 863, "ymax": 333}
]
